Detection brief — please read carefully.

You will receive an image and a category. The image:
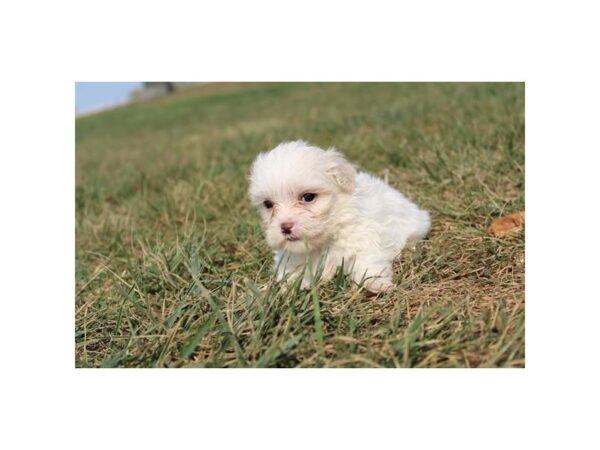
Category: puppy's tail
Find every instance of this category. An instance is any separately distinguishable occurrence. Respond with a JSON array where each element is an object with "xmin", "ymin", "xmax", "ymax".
[{"xmin": 410, "ymin": 208, "xmax": 431, "ymax": 241}]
